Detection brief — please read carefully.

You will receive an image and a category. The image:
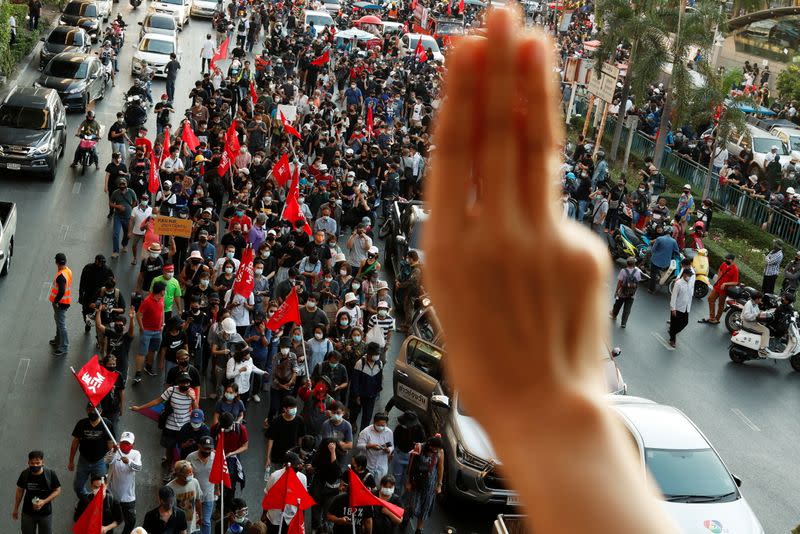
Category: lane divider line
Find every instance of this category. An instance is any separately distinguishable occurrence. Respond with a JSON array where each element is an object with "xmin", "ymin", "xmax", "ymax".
[
  {"xmin": 72, "ymin": 182, "xmax": 82, "ymax": 195},
  {"xmin": 651, "ymin": 331, "xmax": 675, "ymax": 351},
  {"xmin": 38, "ymin": 281, "xmax": 50, "ymax": 301},
  {"xmin": 14, "ymin": 358, "xmax": 30, "ymax": 385},
  {"xmin": 60, "ymin": 224, "xmax": 69, "ymax": 241},
  {"xmin": 731, "ymin": 408, "xmax": 761, "ymax": 432}
]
